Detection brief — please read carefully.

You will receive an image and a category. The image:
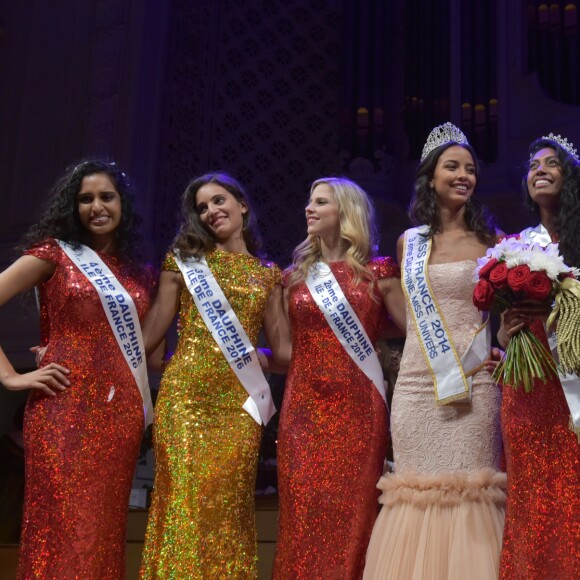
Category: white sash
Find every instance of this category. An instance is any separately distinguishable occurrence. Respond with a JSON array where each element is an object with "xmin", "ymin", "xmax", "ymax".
[
  {"xmin": 402, "ymin": 227, "xmax": 490, "ymax": 404},
  {"xmin": 56, "ymin": 241, "xmax": 153, "ymax": 428},
  {"xmin": 520, "ymin": 223, "xmax": 552, "ymax": 246},
  {"xmin": 304, "ymin": 262, "xmax": 386, "ymax": 404},
  {"xmin": 173, "ymin": 252, "xmax": 275, "ymax": 426},
  {"xmin": 521, "ymin": 226, "xmax": 580, "ymax": 437}
]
